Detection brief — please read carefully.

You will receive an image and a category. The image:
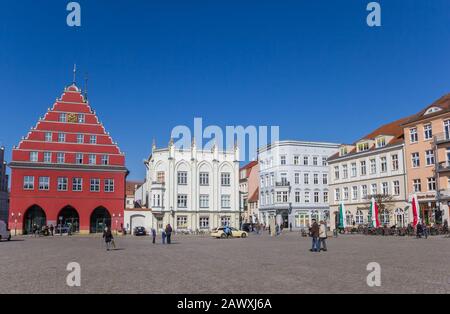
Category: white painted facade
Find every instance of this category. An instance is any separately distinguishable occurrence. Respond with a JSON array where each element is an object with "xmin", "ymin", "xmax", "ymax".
[
  {"xmin": 124, "ymin": 209, "xmax": 153, "ymax": 234},
  {"xmin": 141, "ymin": 139, "xmax": 240, "ymax": 231},
  {"xmin": 258, "ymin": 141, "xmax": 339, "ymax": 230}
]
